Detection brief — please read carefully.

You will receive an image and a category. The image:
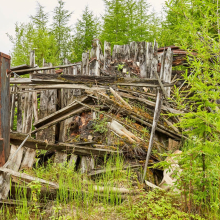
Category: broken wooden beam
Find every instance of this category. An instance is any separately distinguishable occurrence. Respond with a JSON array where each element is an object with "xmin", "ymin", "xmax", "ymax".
[
  {"xmin": 10, "ymin": 132, "xmax": 119, "ymax": 156},
  {"xmin": 88, "ymin": 164, "xmax": 141, "ymax": 177},
  {"xmin": 33, "ymin": 97, "xmax": 89, "ymax": 128},
  {"xmin": 142, "ymin": 90, "xmax": 163, "ymax": 183},
  {"xmin": 11, "ymin": 62, "xmax": 81, "ymax": 75}
]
